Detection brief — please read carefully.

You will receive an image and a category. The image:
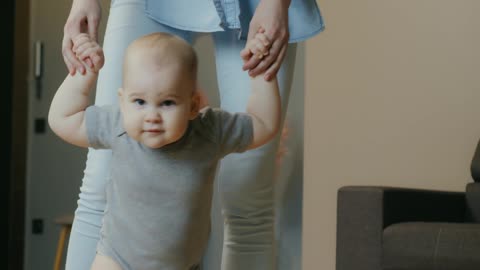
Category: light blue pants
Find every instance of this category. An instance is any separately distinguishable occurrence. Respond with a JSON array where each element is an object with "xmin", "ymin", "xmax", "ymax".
[{"xmin": 65, "ymin": 1, "xmax": 297, "ymax": 269}]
